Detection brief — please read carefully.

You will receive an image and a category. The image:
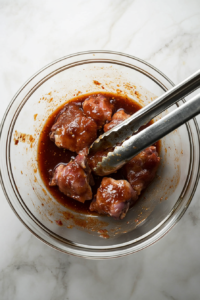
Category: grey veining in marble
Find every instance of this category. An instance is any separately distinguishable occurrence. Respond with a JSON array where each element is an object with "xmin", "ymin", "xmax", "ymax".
[{"xmin": 0, "ymin": 0, "xmax": 200, "ymax": 299}]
